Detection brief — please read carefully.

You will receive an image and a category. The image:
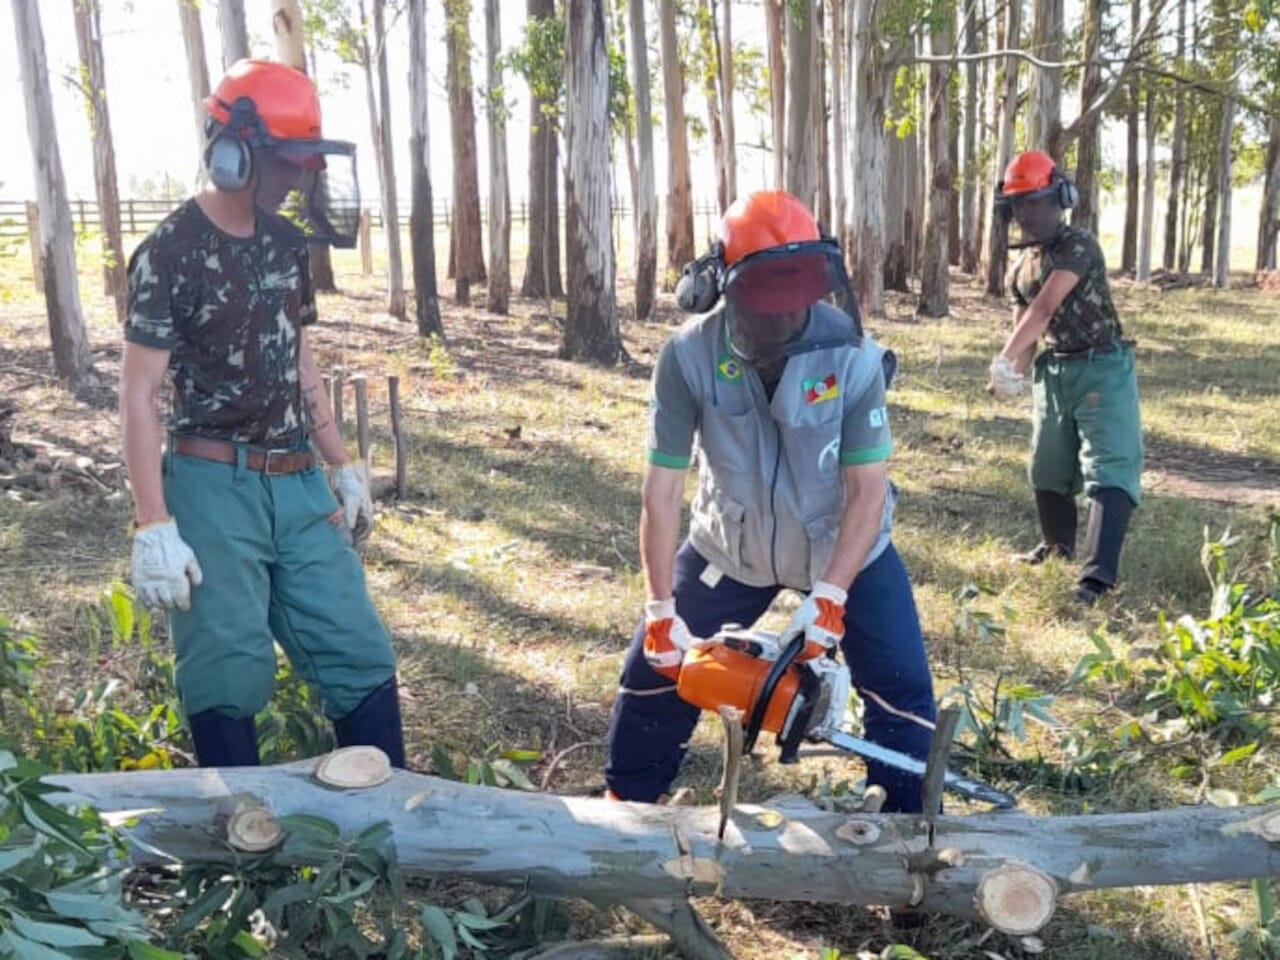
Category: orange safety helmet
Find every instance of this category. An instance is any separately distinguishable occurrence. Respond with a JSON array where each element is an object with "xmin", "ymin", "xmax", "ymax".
[
  {"xmin": 719, "ymin": 190, "xmax": 821, "ymax": 266},
  {"xmin": 204, "ymin": 59, "xmax": 323, "ymax": 143},
  {"xmin": 995, "ymin": 150, "xmax": 1078, "ymax": 209}
]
